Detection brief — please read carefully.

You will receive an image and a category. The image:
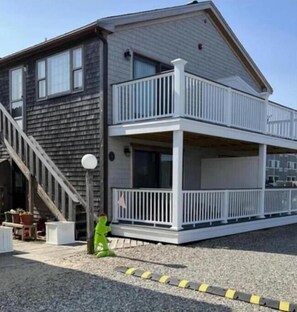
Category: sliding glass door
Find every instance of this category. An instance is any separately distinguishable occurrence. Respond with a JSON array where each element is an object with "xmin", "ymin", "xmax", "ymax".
[{"xmin": 133, "ymin": 150, "xmax": 172, "ymax": 188}]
